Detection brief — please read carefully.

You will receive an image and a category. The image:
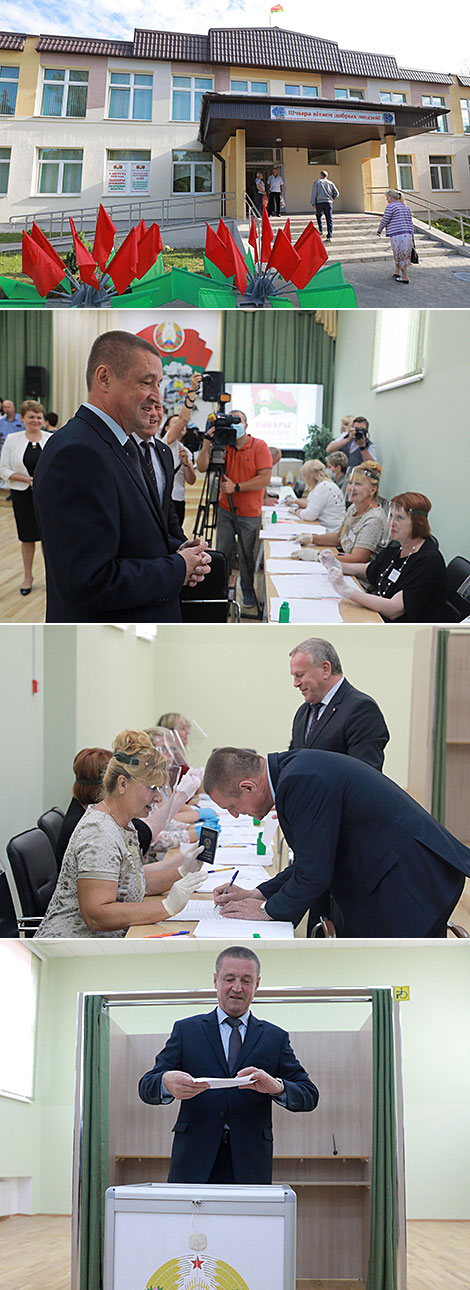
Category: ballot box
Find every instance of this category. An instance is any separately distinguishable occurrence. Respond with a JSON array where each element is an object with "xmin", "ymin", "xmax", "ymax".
[{"xmin": 104, "ymin": 1182, "xmax": 296, "ymax": 1290}]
